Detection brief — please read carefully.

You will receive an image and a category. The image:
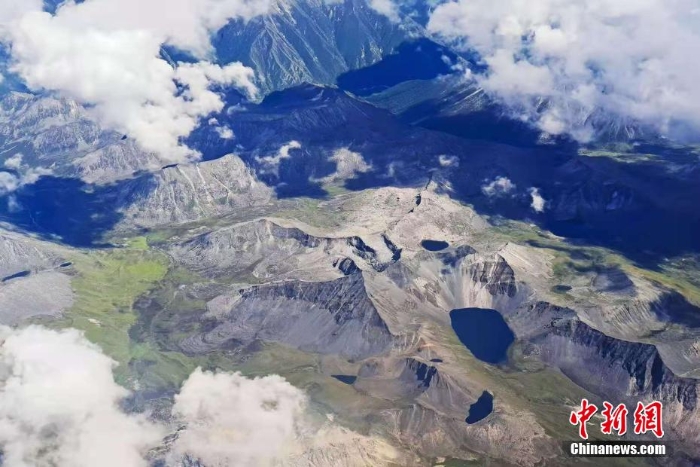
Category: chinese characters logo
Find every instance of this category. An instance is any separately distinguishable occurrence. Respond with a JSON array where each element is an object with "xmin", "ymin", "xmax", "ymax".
[{"xmin": 569, "ymin": 399, "xmax": 664, "ymax": 440}]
